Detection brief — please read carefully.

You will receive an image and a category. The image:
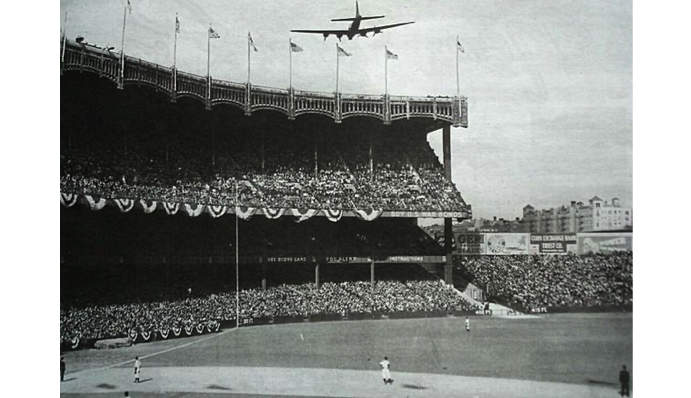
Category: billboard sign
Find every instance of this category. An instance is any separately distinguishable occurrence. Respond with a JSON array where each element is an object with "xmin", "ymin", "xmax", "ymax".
[
  {"xmin": 529, "ymin": 234, "xmax": 577, "ymax": 254},
  {"xmin": 484, "ymin": 233, "xmax": 530, "ymax": 255},
  {"xmin": 577, "ymin": 233, "xmax": 632, "ymax": 254},
  {"xmin": 456, "ymin": 234, "xmax": 484, "ymax": 255}
]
